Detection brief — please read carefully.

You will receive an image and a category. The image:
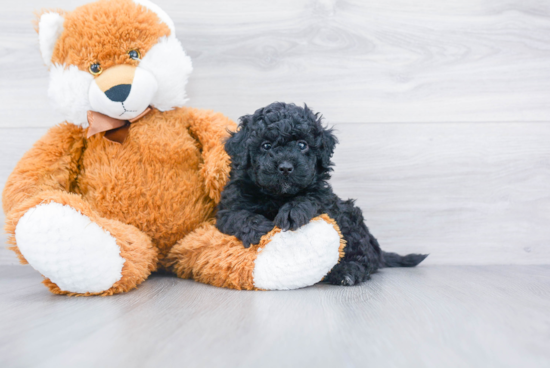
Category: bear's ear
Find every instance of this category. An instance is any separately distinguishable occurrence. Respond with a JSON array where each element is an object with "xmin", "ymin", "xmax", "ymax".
[
  {"xmin": 36, "ymin": 11, "xmax": 65, "ymax": 67},
  {"xmin": 133, "ymin": 0, "xmax": 176, "ymax": 35}
]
